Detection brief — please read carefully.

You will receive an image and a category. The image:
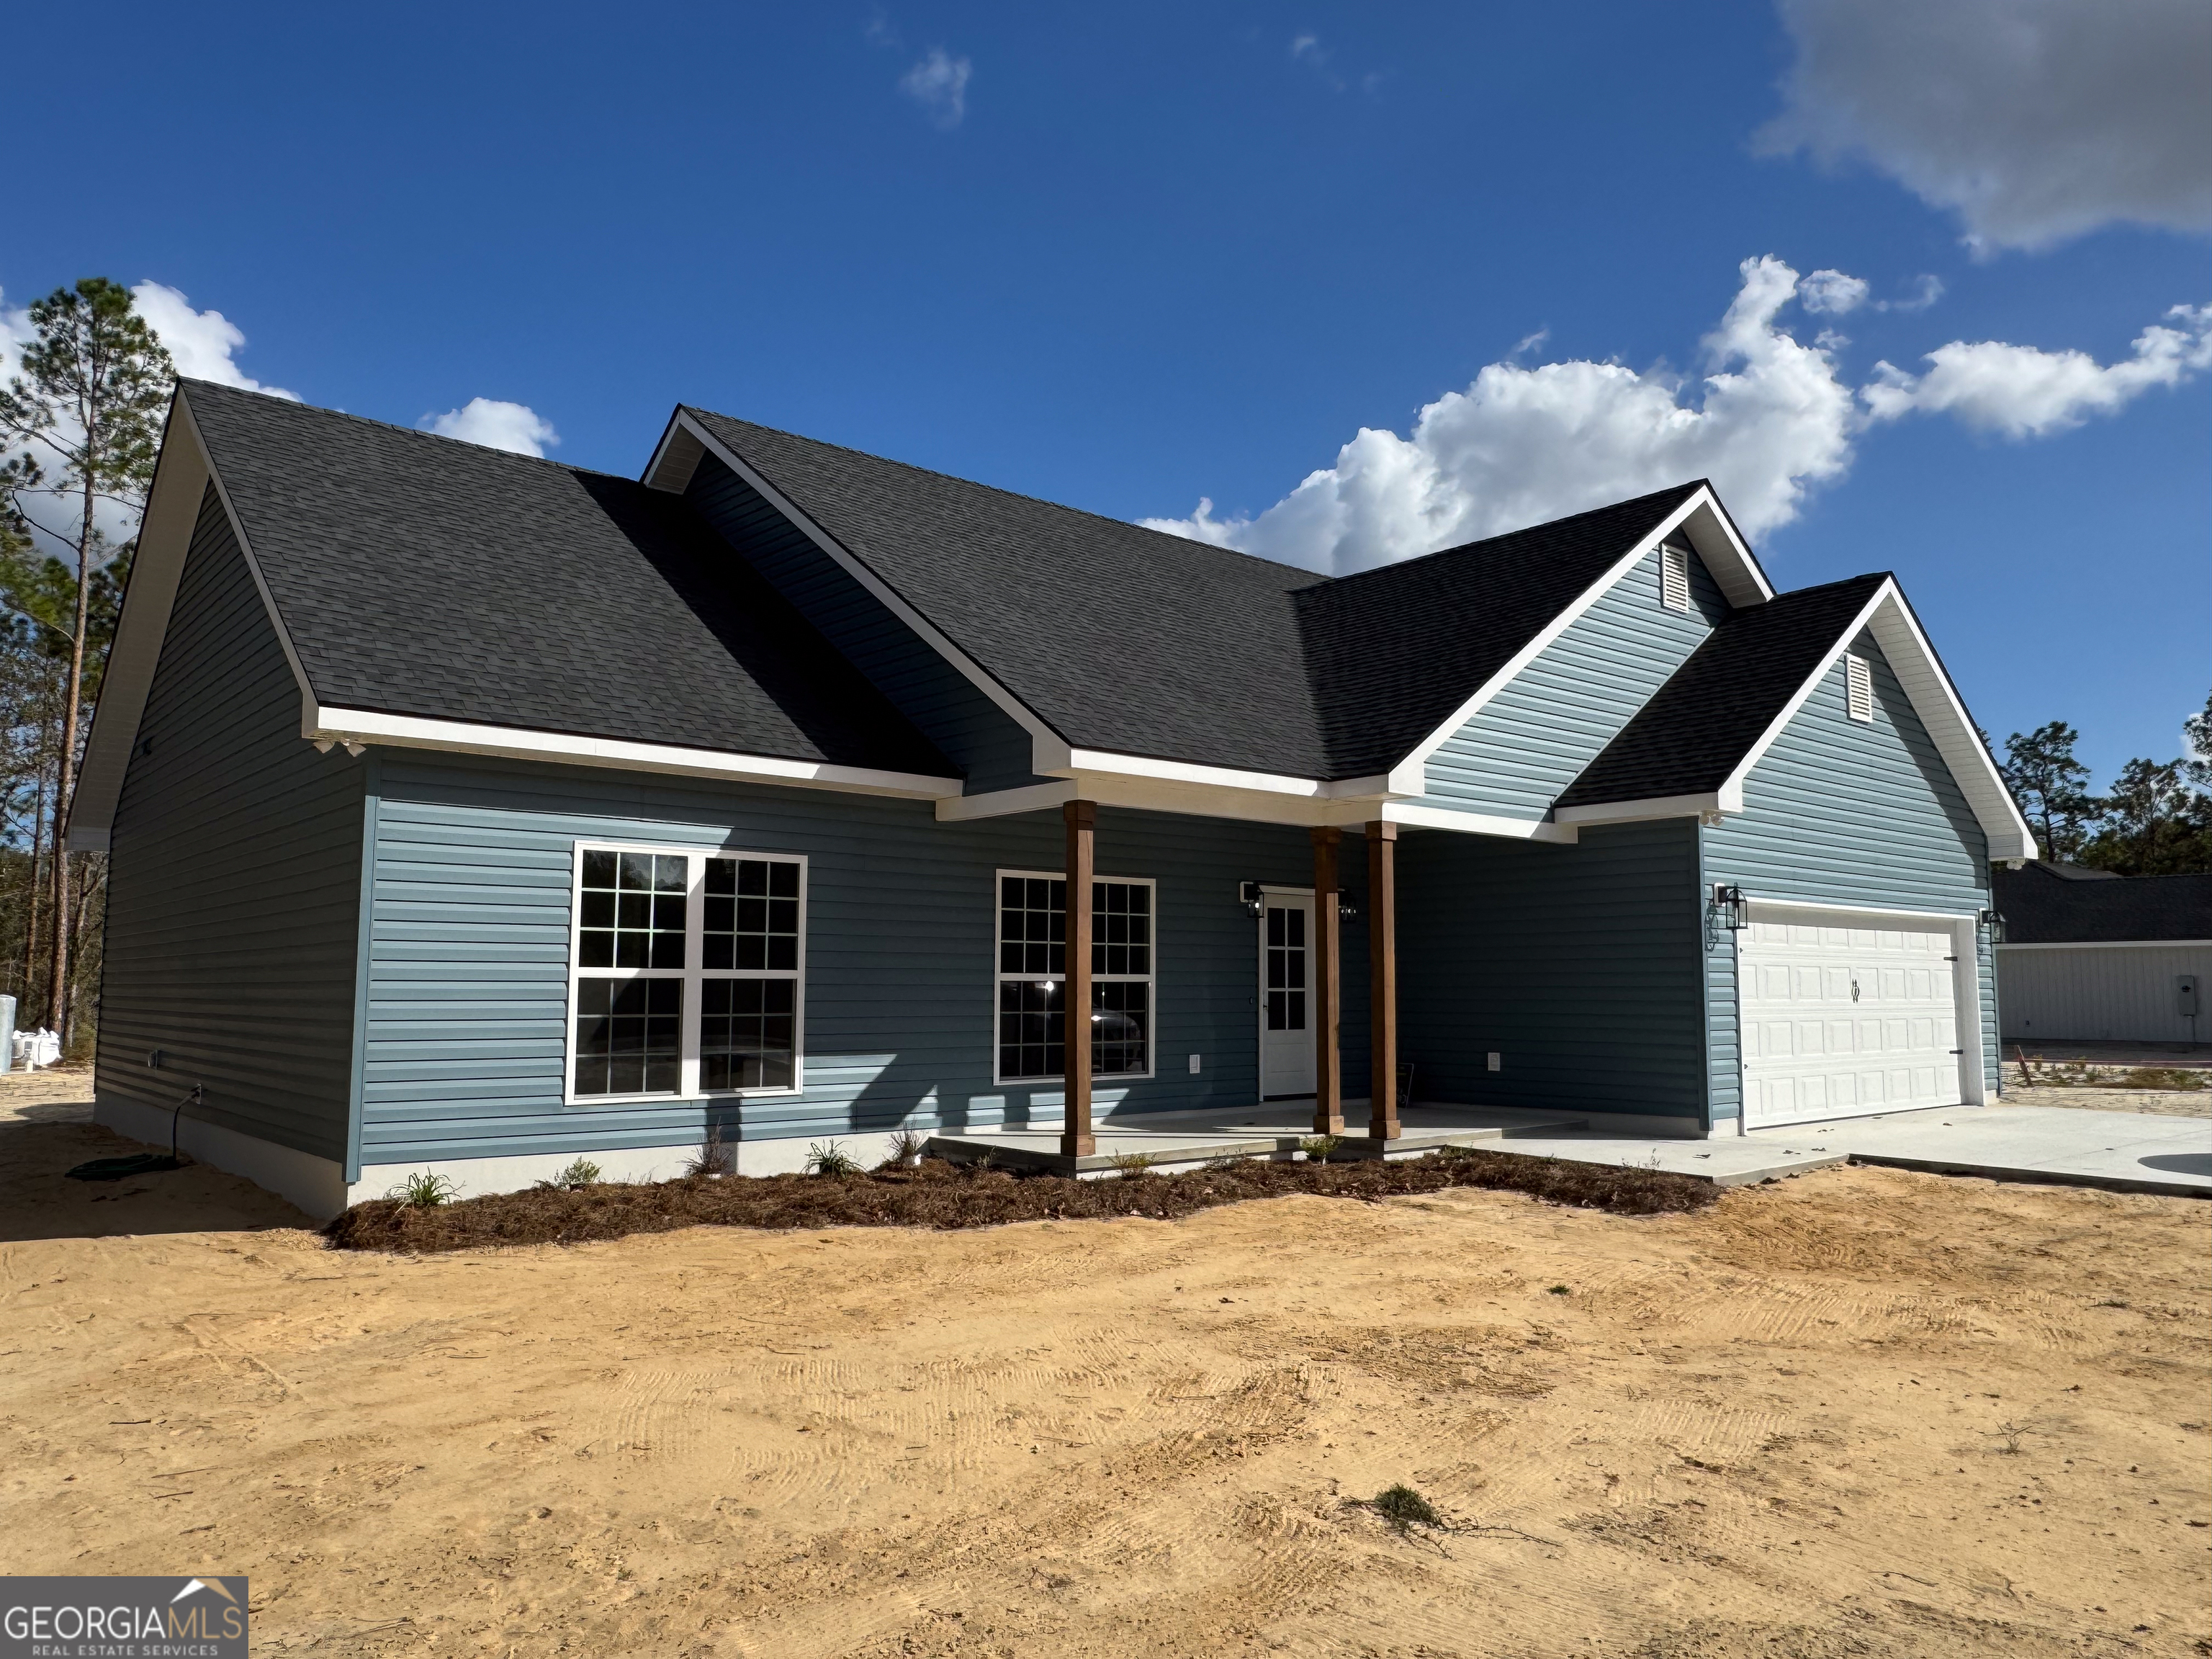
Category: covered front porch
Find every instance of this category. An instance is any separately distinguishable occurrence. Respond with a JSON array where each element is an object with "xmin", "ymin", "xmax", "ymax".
[
  {"xmin": 1000, "ymin": 798, "xmax": 1424, "ymax": 1172},
  {"xmin": 925, "ymin": 1098, "xmax": 1588, "ymax": 1177}
]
